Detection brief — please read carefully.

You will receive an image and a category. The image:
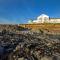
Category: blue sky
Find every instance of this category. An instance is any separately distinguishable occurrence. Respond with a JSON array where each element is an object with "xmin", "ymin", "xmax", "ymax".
[{"xmin": 0, "ymin": 0, "xmax": 60, "ymax": 24}]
